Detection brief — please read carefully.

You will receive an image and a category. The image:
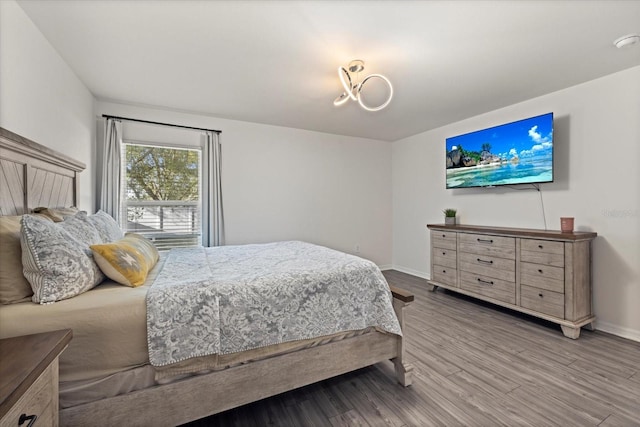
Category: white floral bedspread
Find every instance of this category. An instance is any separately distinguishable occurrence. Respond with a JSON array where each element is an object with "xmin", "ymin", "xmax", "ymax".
[{"xmin": 146, "ymin": 241, "xmax": 401, "ymax": 367}]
